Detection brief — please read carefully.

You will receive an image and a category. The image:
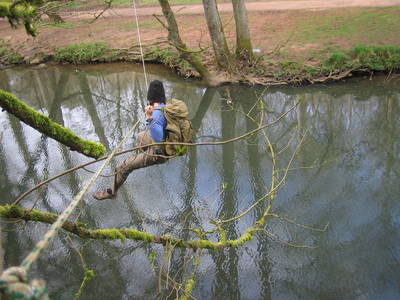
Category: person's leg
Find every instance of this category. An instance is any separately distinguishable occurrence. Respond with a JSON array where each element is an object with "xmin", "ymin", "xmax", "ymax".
[
  {"xmin": 113, "ymin": 150, "xmax": 164, "ymax": 191},
  {"xmin": 137, "ymin": 130, "xmax": 153, "ymax": 148},
  {"xmin": 93, "ymin": 131, "xmax": 165, "ymax": 200}
]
